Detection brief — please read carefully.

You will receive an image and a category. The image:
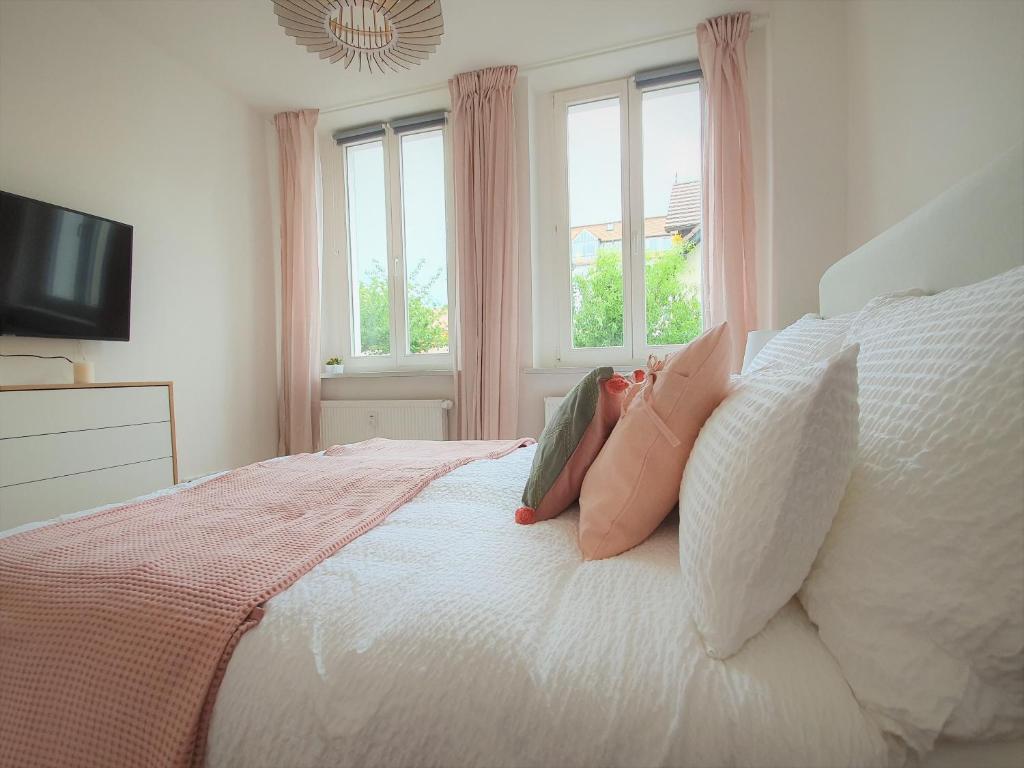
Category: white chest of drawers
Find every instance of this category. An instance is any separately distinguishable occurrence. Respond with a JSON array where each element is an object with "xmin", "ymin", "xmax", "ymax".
[{"xmin": 0, "ymin": 382, "xmax": 178, "ymax": 531}]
